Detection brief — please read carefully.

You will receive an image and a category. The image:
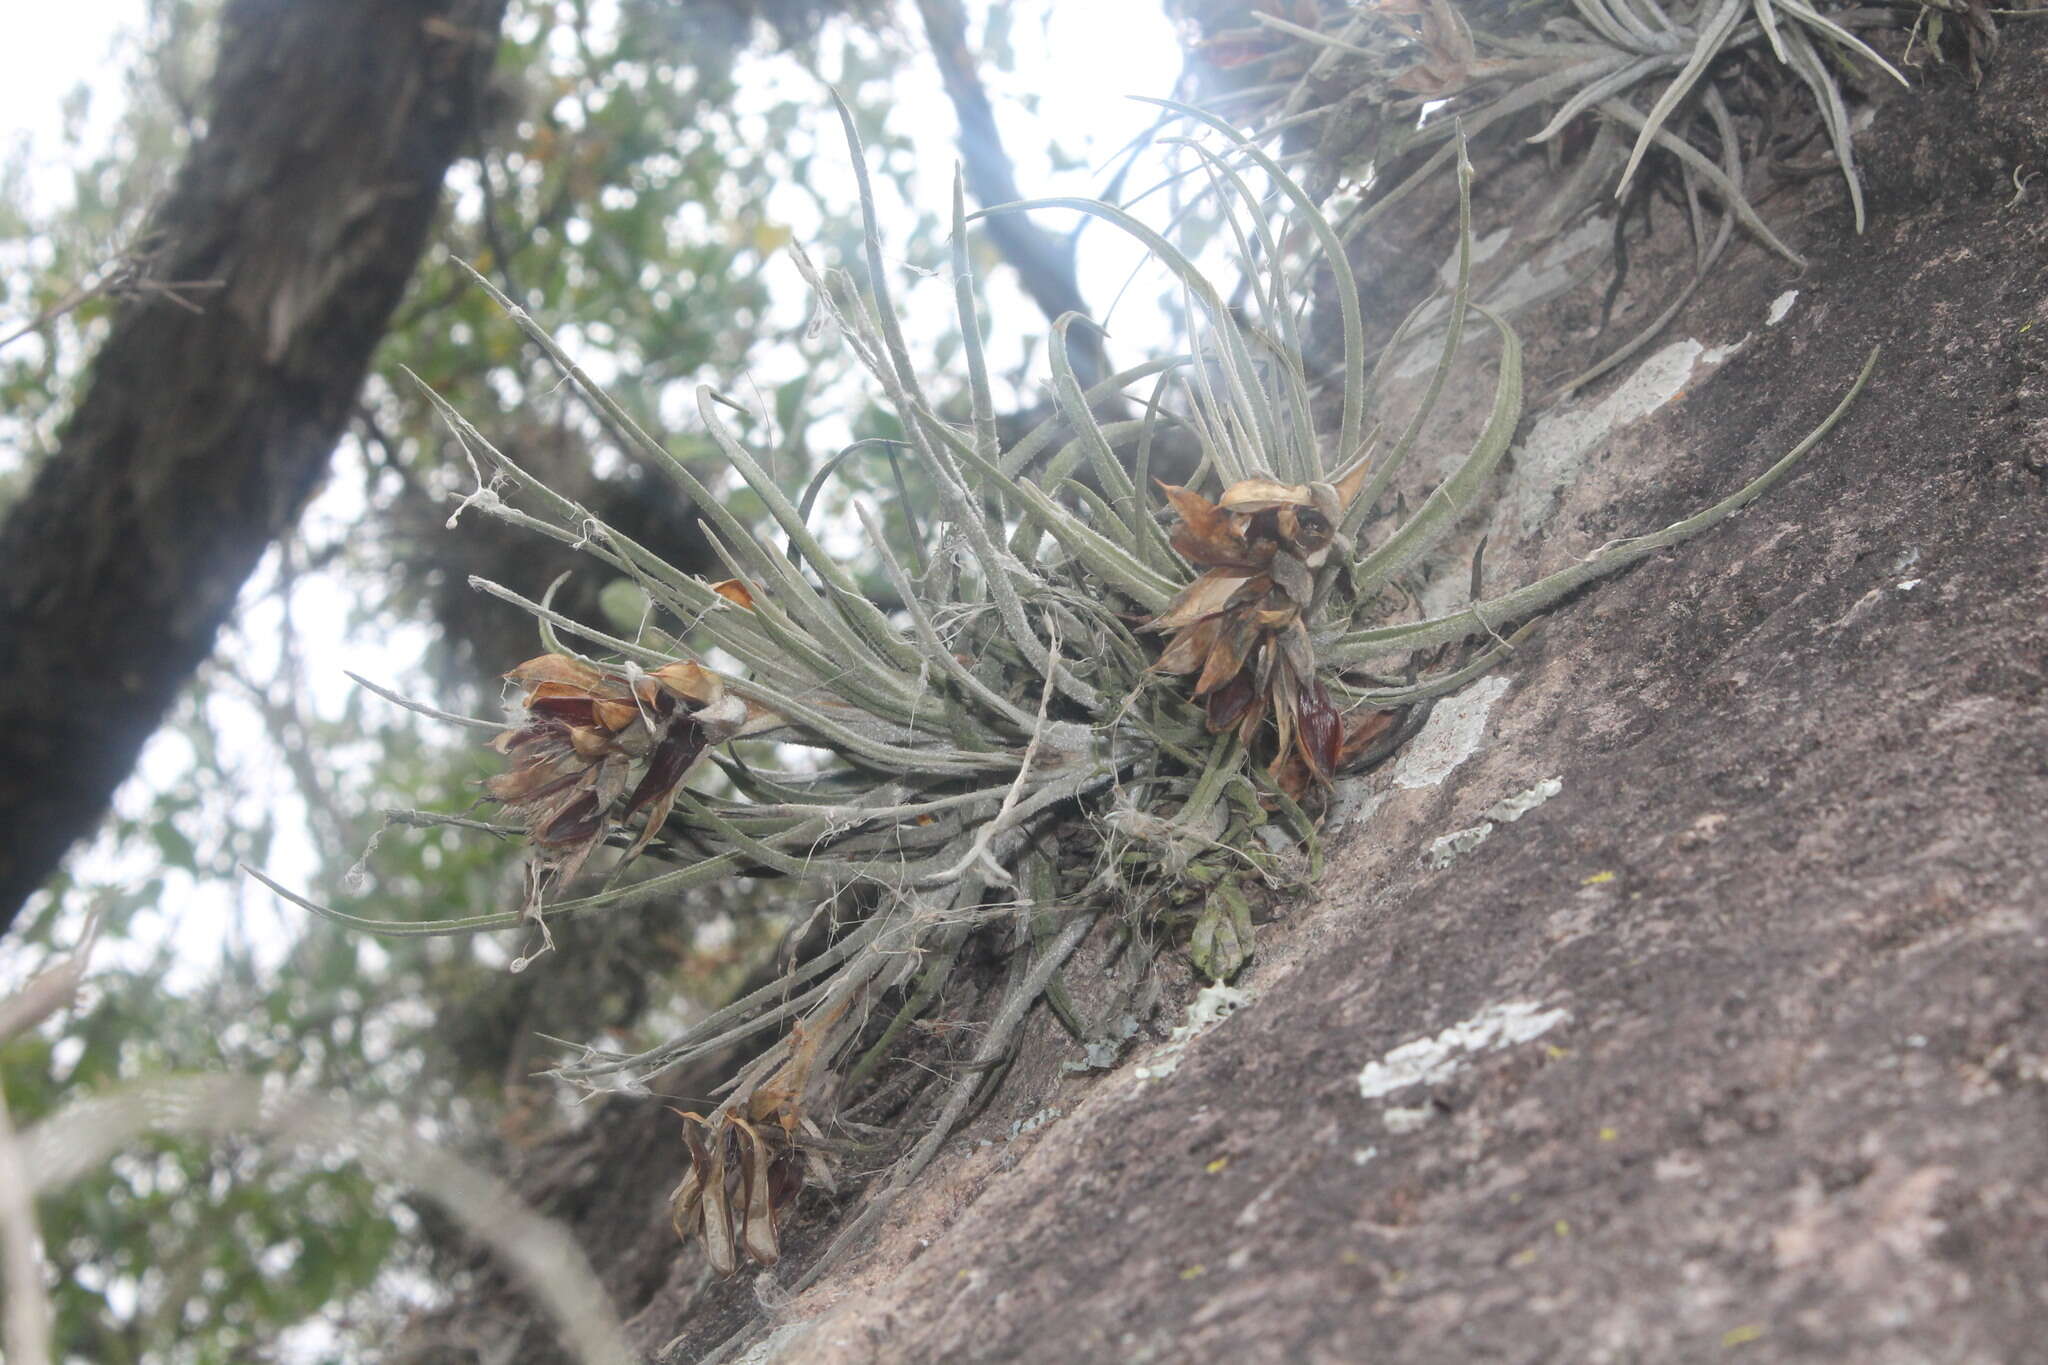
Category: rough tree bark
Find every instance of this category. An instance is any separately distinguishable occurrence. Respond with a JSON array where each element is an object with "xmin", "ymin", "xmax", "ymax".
[
  {"xmin": 401, "ymin": 22, "xmax": 2047, "ymax": 1365},
  {"xmin": 0, "ymin": 0, "xmax": 509, "ymax": 932}
]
